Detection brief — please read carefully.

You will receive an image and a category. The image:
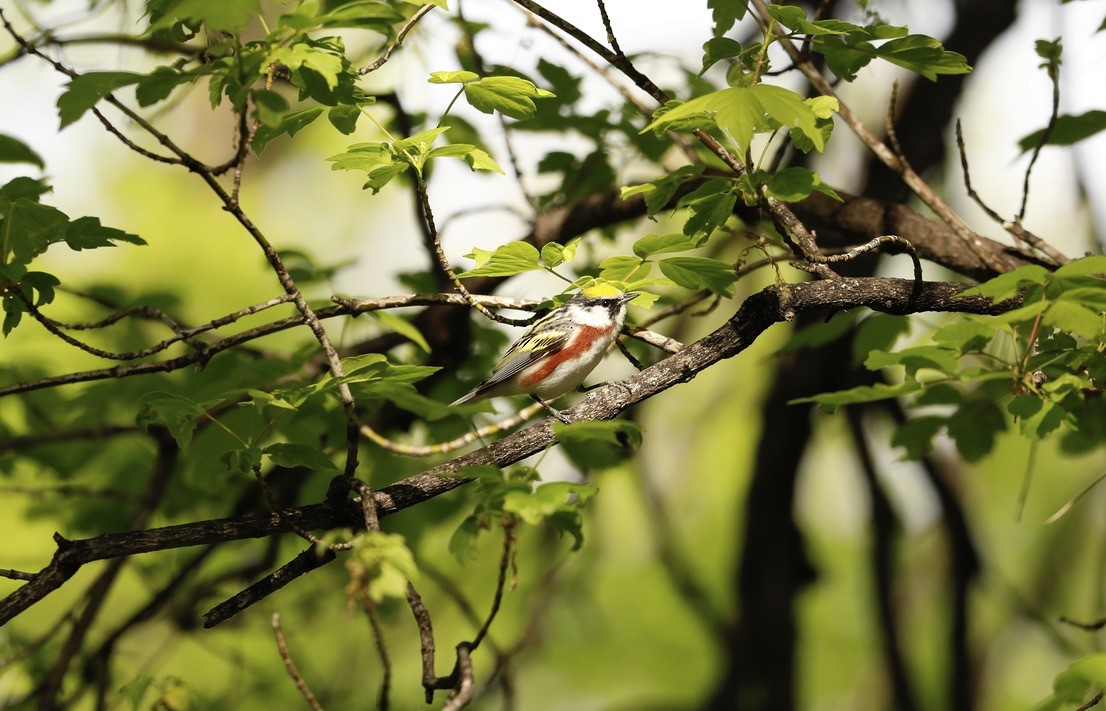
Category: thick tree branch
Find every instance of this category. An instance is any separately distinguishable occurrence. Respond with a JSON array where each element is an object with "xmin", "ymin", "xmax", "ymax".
[{"xmin": 0, "ymin": 278, "xmax": 1014, "ymax": 627}]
